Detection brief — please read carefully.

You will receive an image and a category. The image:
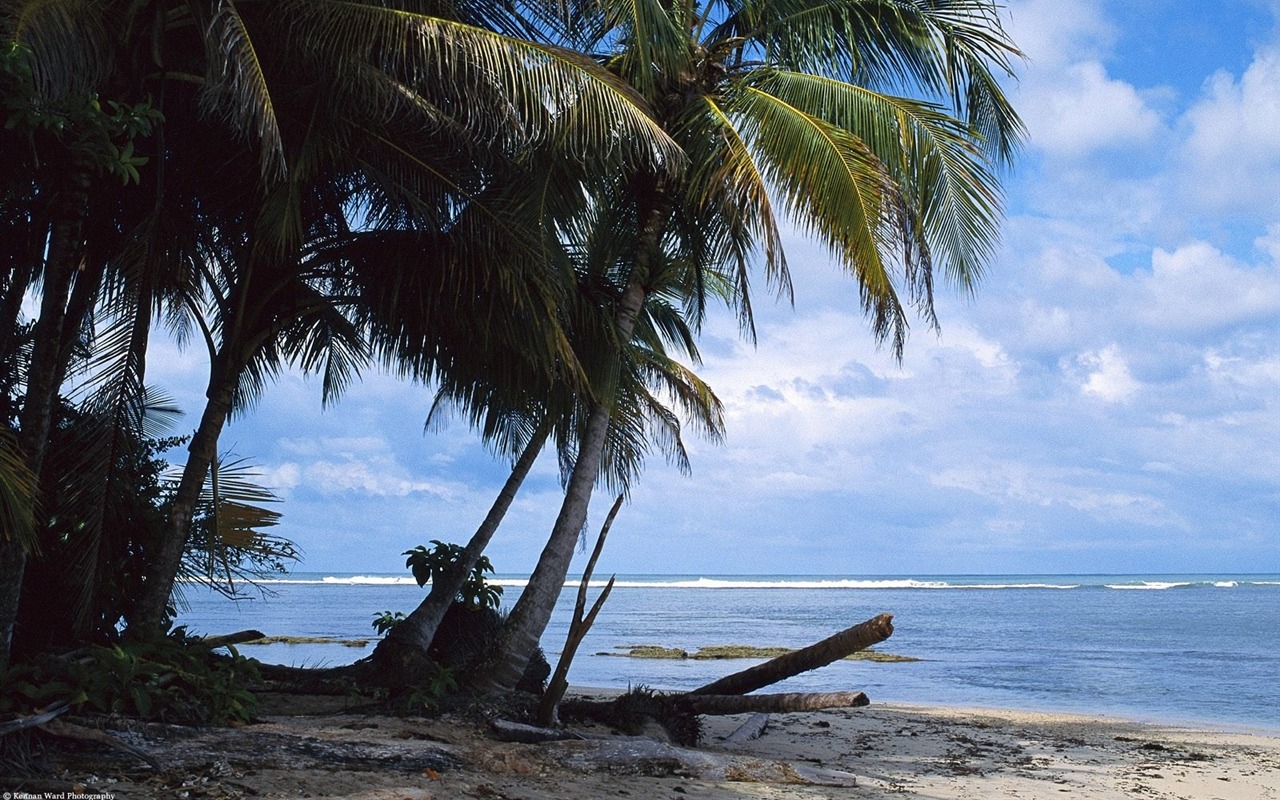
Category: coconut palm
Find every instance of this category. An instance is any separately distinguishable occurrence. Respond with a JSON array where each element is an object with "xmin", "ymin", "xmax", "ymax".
[
  {"xmin": 480, "ymin": 0, "xmax": 1024, "ymax": 691},
  {"xmin": 360, "ymin": 252, "xmax": 726, "ymax": 682},
  {"xmin": 0, "ymin": 0, "xmax": 680, "ymax": 652}
]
